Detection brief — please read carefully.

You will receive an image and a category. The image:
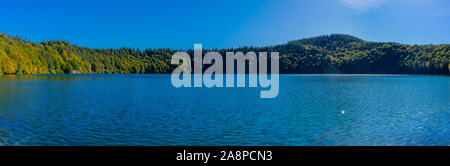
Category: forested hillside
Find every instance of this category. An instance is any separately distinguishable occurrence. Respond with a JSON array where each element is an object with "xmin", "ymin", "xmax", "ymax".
[
  {"xmin": 0, "ymin": 32, "xmax": 448, "ymax": 75},
  {"xmin": 0, "ymin": 32, "xmax": 174, "ymax": 74}
]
